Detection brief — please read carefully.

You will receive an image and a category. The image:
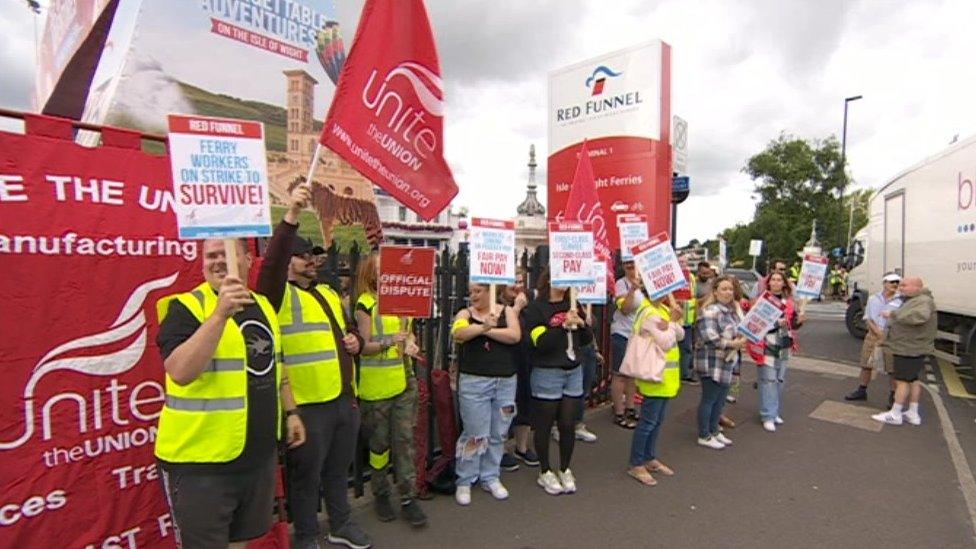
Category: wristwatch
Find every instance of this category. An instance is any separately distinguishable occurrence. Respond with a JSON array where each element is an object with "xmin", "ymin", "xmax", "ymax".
[{"xmin": 285, "ymin": 409, "xmax": 300, "ymax": 418}]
